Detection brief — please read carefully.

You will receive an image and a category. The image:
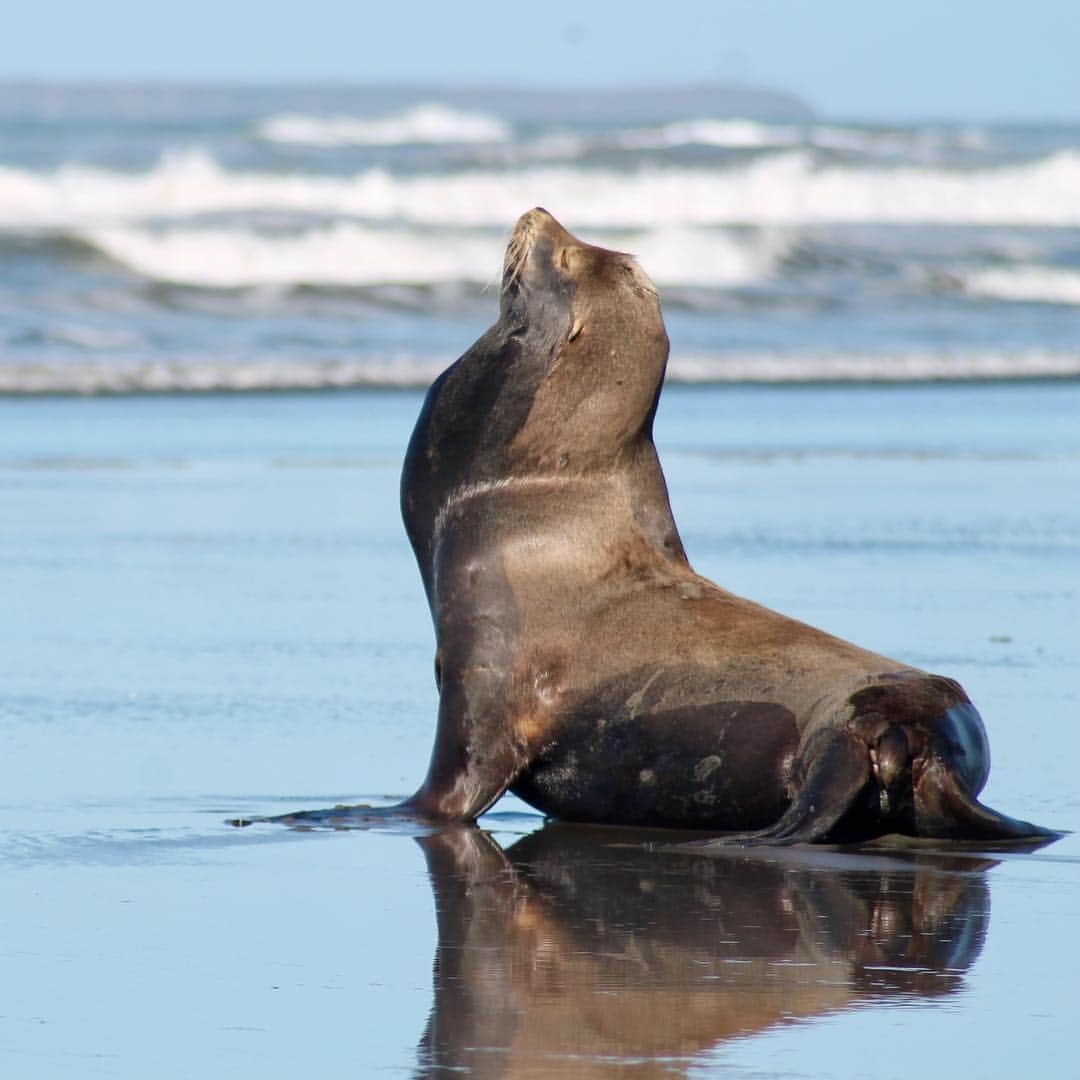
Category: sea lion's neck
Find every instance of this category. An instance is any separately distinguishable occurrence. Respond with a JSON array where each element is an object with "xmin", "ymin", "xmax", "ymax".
[{"xmin": 401, "ymin": 334, "xmax": 682, "ymax": 604}]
